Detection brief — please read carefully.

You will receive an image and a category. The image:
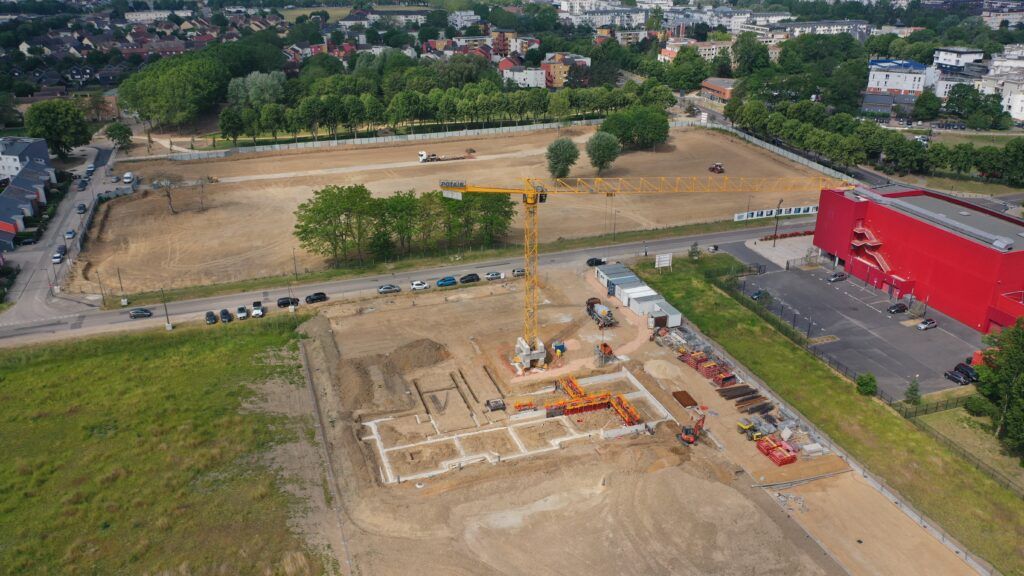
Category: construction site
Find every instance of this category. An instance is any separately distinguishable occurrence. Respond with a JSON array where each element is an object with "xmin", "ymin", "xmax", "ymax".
[
  {"xmin": 68, "ymin": 126, "xmax": 825, "ymax": 293},
  {"xmin": 291, "ymin": 245, "xmax": 975, "ymax": 576}
]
